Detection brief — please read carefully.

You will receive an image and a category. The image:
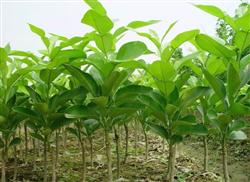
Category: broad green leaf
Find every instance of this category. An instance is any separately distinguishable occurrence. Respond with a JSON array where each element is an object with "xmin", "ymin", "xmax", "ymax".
[
  {"xmin": 234, "ymin": 31, "xmax": 250, "ymax": 52},
  {"xmin": 83, "ymin": 0, "xmax": 106, "ymax": 15},
  {"xmin": 65, "ymin": 105, "xmax": 96, "ymax": 119},
  {"xmin": 93, "ymin": 33, "xmax": 113, "ymax": 54},
  {"xmin": 81, "ymin": 10, "xmax": 113, "ymax": 34},
  {"xmin": 195, "ymin": 34, "xmax": 235, "ymax": 59},
  {"xmin": 161, "ymin": 29, "xmax": 199, "ymax": 61},
  {"xmin": 148, "ymin": 60, "xmax": 176, "ymax": 96},
  {"xmin": 91, "ymin": 96, "xmax": 108, "ymax": 107},
  {"xmin": 203, "ymin": 69, "xmax": 226, "ymax": 101},
  {"xmin": 229, "ymin": 102, "xmax": 250, "ymax": 116},
  {"xmin": 180, "ymin": 86, "xmax": 210, "ymax": 107},
  {"xmin": 229, "ymin": 120, "xmax": 246, "ymax": 133},
  {"xmin": 116, "ymin": 41, "xmax": 148, "ymax": 60},
  {"xmin": 147, "ymin": 122, "xmax": 168, "ymax": 139},
  {"xmin": 173, "ymin": 123, "xmax": 208, "ymax": 136},
  {"xmin": 114, "ymin": 20, "xmax": 160, "ymax": 37},
  {"xmin": 52, "ymin": 49, "xmax": 86, "ymax": 60},
  {"xmin": 115, "ymin": 85, "xmax": 152, "ymax": 103},
  {"xmin": 13, "ymin": 106, "xmax": 41, "ymax": 120},
  {"xmin": 25, "ymin": 86, "xmax": 42, "ymax": 103},
  {"xmin": 28, "ymin": 24, "xmax": 50, "ymax": 48},
  {"xmin": 240, "ymin": 54, "xmax": 250, "ymax": 69},
  {"xmin": 29, "ymin": 24, "xmax": 45, "ymax": 37},
  {"xmin": 194, "ymin": 5, "xmax": 235, "ymax": 29},
  {"xmin": 115, "ymin": 60, "xmax": 147, "ymax": 70},
  {"xmin": 64, "ymin": 64, "xmax": 99, "ymax": 96},
  {"xmin": 240, "ymin": 64, "xmax": 250, "ymax": 87},
  {"xmin": 206, "ymin": 56, "xmax": 226, "ymax": 75},
  {"xmin": 227, "ymin": 63, "xmax": 240, "ymax": 103},
  {"xmin": 128, "ymin": 20, "xmax": 160, "ymax": 29},
  {"xmin": 102, "ymin": 70, "xmax": 128, "ymax": 96},
  {"xmin": 137, "ymin": 32, "xmax": 161, "ymax": 51},
  {"xmin": 235, "ymin": 13, "xmax": 250, "ymax": 31},
  {"xmin": 138, "ymin": 94, "xmax": 165, "ymax": 113},
  {"xmin": 40, "ymin": 69, "xmax": 60, "ymax": 85},
  {"xmin": 83, "ymin": 119, "xmax": 100, "ymax": 136},
  {"xmin": 229, "ymin": 130, "xmax": 247, "ymax": 140}
]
